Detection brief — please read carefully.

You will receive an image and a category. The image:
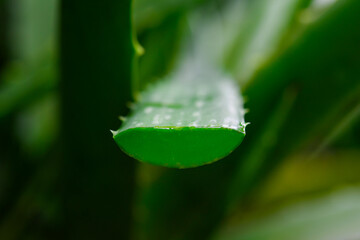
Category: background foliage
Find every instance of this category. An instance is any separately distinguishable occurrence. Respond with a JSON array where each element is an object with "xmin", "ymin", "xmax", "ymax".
[{"xmin": 0, "ymin": 0, "xmax": 359, "ymax": 239}]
